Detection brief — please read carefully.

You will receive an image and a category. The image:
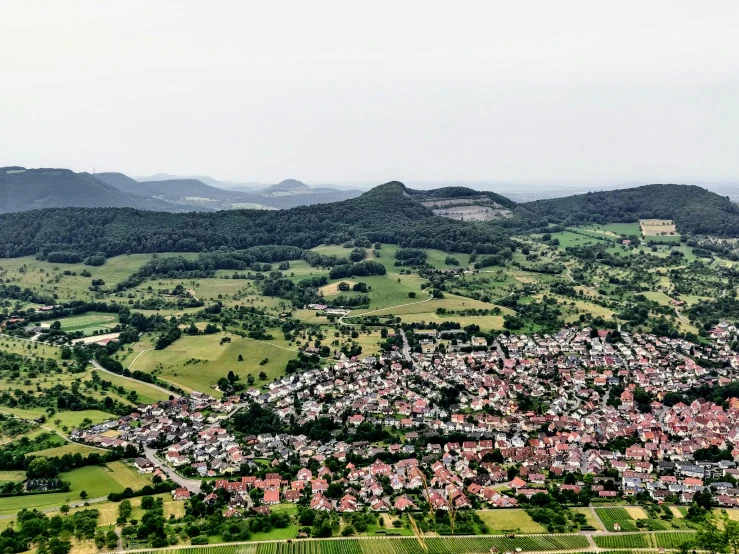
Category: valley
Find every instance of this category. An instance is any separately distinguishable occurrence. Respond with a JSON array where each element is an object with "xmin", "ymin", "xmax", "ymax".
[{"xmin": 2, "ymin": 182, "xmax": 739, "ymax": 554}]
